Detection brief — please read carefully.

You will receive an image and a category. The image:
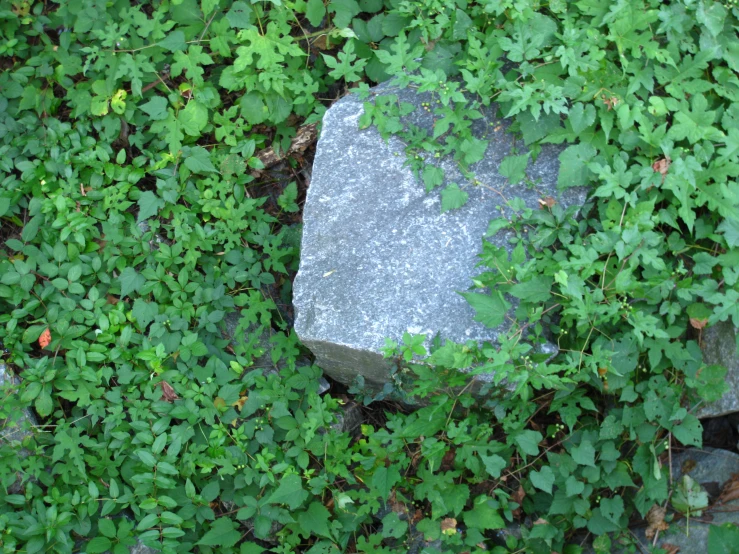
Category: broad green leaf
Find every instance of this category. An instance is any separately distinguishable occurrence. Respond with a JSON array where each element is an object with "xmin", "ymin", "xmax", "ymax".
[
  {"xmin": 530, "ymin": 466, "xmax": 555, "ymax": 494},
  {"xmin": 159, "ymin": 31, "xmax": 186, "ymax": 52},
  {"xmin": 513, "ymin": 430, "xmax": 542, "ymax": 457},
  {"xmin": 568, "ymin": 102, "xmax": 596, "ymax": 134},
  {"xmin": 422, "ymin": 165, "xmax": 444, "ymax": 192},
  {"xmin": 558, "ymin": 143, "xmax": 596, "ymax": 189},
  {"xmin": 463, "ymin": 498, "xmax": 505, "ymax": 530},
  {"xmin": 459, "ymin": 291, "xmax": 511, "ymax": 328},
  {"xmin": 480, "ymin": 453, "xmax": 507, "ymax": 478},
  {"xmin": 306, "ymin": 0, "xmax": 326, "ymax": 27},
  {"xmin": 708, "ymin": 523, "xmax": 739, "ymax": 554},
  {"xmin": 179, "ymin": 100, "xmax": 208, "ymax": 136},
  {"xmin": 298, "ymin": 502, "xmax": 333, "ymax": 540},
  {"xmin": 184, "ymin": 146, "xmax": 217, "ymax": 173},
  {"xmin": 571, "ymin": 440, "xmax": 596, "ymax": 467},
  {"xmin": 137, "ymin": 191, "xmax": 164, "ymax": 222},
  {"xmin": 329, "ymin": 0, "xmax": 360, "ymax": 28},
  {"xmin": 226, "ymin": 1, "xmax": 253, "ymax": 28},
  {"xmin": 371, "ymin": 466, "xmax": 401, "ymax": 501},
  {"xmin": 696, "ymin": 1, "xmax": 727, "ymax": 37},
  {"xmin": 266, "ymin": 474, "xmax": 308, "ymax": 510},
  {"xmin": 440, "ymin": 184, "xmax": 468, "ymax": 212},
  {"xmin": 198, "ymin": 518, "xmax": 241, "ymax": 547},
  {"xmin": 86, "ymin": 537, "xmax": 112, "ymax": 554},
  {"xmin": 509, "ymin": 276, "xmax": 553, "ymax": 303},
  {"xmin": 119, "ymin": 267, "xmax": 145, "ymax": 298},
  {"xmin": 499, "ymin": 154, "xmax": 529, "ymax": 184}
]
